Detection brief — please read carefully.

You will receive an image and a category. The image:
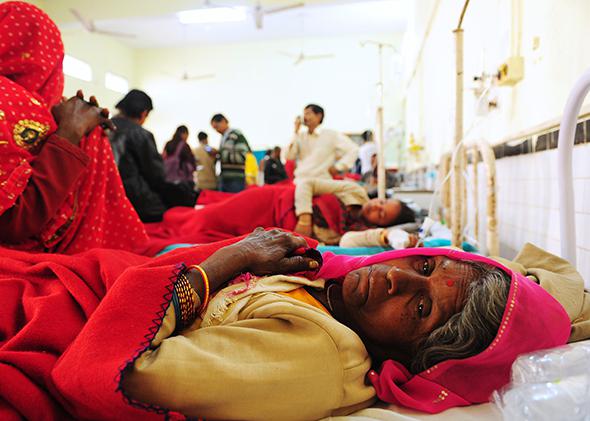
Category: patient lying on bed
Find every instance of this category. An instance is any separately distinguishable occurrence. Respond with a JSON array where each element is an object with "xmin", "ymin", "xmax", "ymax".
[
  {"xmin": 292, "ymin": 179, "xmax": 416, "ymax": 244},
  {"xmin": 122, "ymin": 229, "xmax": 586, "ymax": 420},
  {"xmin": 142, "ymin": 179, "xmax": 417, "ymax": 255},
  {"xmin": 4, "ymin": 229, "xmax": 588, "ymax": 420}
]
